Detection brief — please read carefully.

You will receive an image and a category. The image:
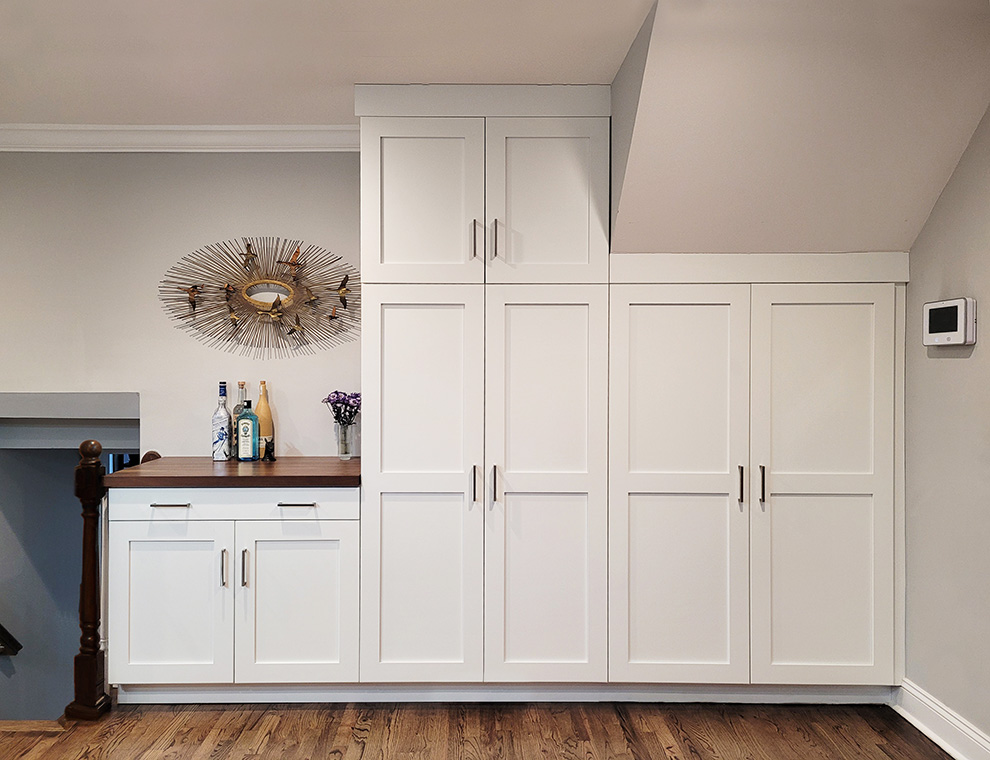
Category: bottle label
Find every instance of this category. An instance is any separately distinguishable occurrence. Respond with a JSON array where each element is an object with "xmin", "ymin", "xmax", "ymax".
[
  {"xmin": 212, "ymin": 423, "xmax": 230, "ymax": 461},
  {"xmin": 238, "ymin": 419, "xmax": 255, "ymax": 459}
]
